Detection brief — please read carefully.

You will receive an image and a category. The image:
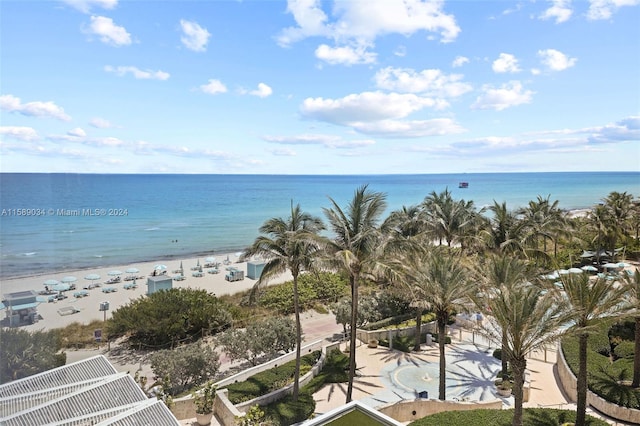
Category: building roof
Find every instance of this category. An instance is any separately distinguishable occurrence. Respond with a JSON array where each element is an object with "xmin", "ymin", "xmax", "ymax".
[
  {"xmin": 302, "ymin": 401, "xmax": 404, "ymax": 426},
  {"xmin": 0, "ymin": 355, "xmax": 180, "ymax": 425}
]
